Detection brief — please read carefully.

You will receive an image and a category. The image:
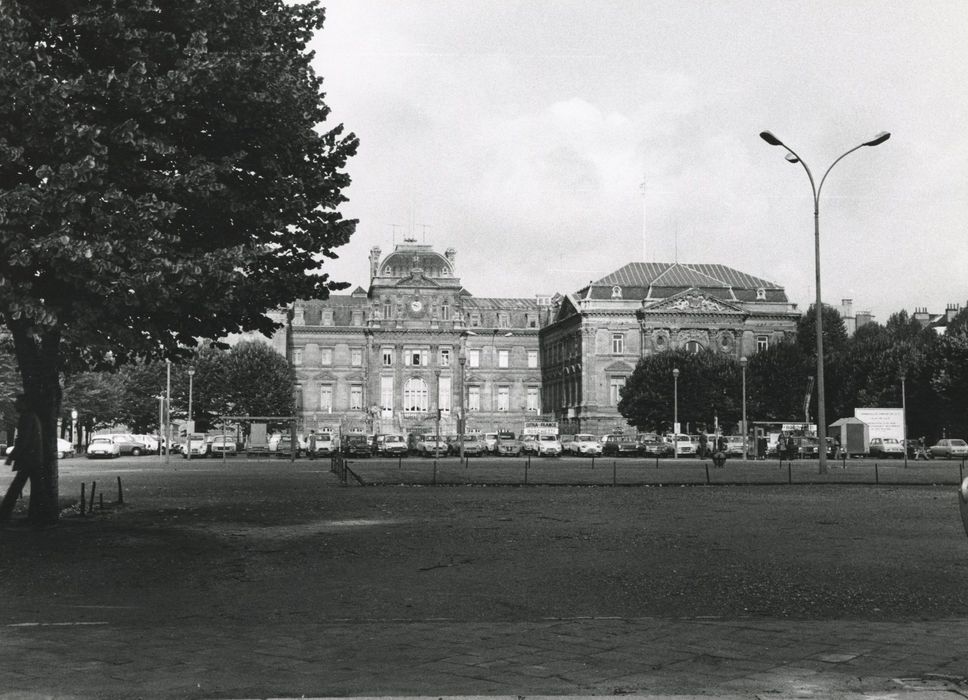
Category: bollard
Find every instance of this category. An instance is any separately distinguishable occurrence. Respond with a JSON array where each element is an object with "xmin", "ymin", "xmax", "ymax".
[
  {"xmin": 89, "ymin": 481, "xmax": 97, "ymax": 515},
  {"xmin": 117, "ymin": 476, "xmax": 123, "ymax": 505},
  {"xmin": 613, "ymin": 461, "xmax": 617, "ymax": 486},
  {"xmin": 80, "ymin": 483, "xmax": 86, "ymax": 517},
  {"xmin": 788, "ymin": 462, "xmax": 792, "ymax": 485},
  {"xmin": 524, "ymin": 459, "xmax": 529, "ymax": 485},
  {"xmin": 705, "ymin": 463, "xmax": 710, "ymax": 484}
]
